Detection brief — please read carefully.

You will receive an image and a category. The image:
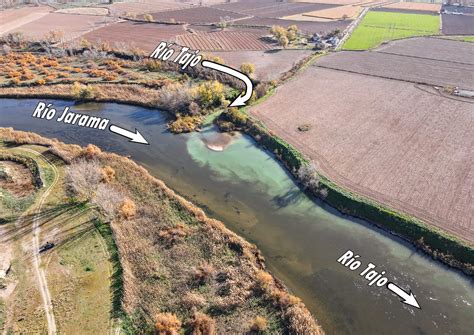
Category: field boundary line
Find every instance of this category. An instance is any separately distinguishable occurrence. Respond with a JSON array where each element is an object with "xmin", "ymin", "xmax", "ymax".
[
  {"xmin": 313, "ymin": 63, "xmax": 473, "ymax": 91},
  {"xmin": 374, "ymin": 49, "xmax": 474, "ymax": 66}
]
